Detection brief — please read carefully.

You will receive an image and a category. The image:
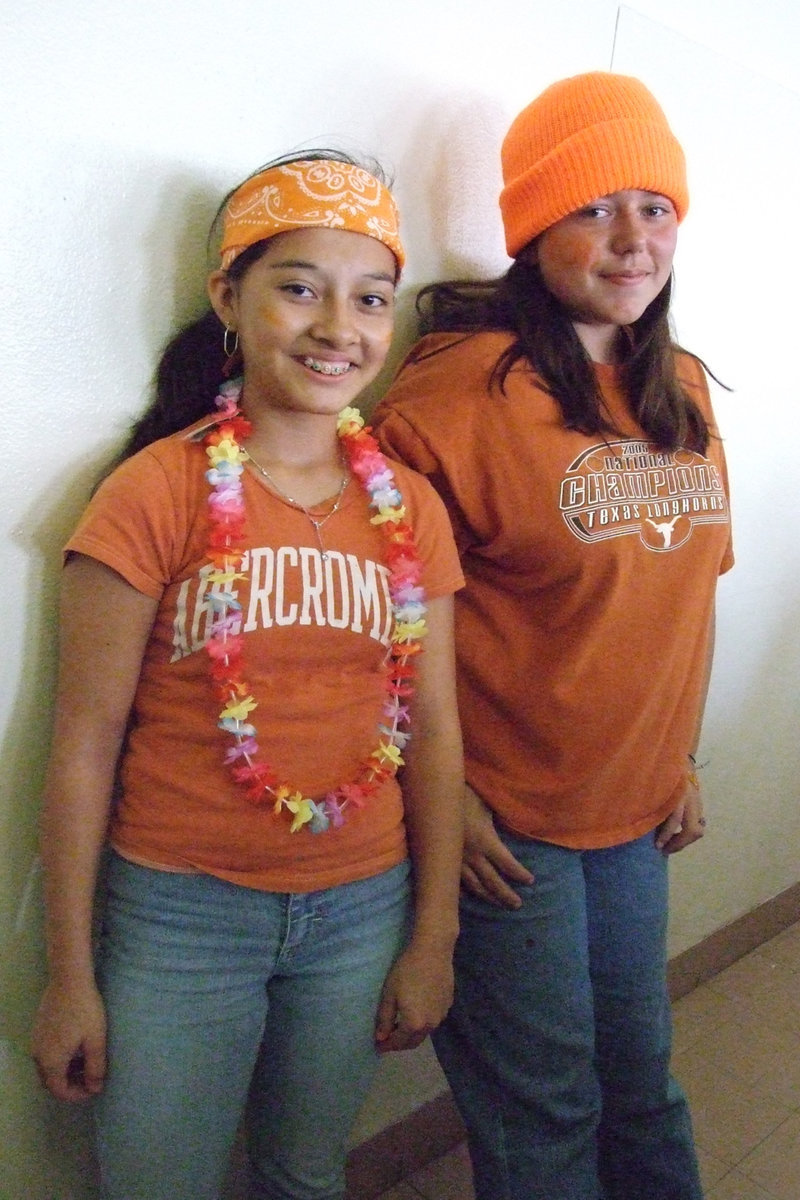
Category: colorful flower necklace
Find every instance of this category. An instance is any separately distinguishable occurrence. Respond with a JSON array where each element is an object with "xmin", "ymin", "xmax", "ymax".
[{"xmin": 202, "ymin": 379, "xmax": 427, "ymax": 834}]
